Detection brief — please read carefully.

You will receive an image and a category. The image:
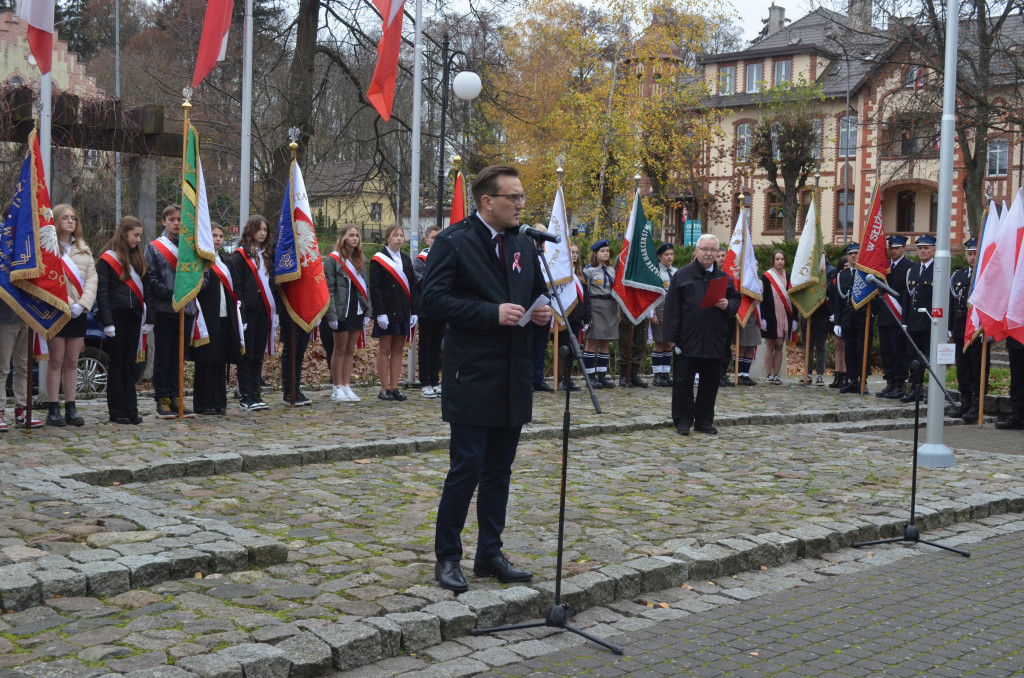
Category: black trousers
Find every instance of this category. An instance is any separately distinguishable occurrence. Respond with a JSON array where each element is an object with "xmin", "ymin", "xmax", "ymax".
[
  {"xmin": 418, "ymin": 317, "xmax": 444, "ymax": 387},
  {"xmin": 280, "ymin": 312, "xmax": 311, "ymax": 396},
  {"xmin": 1009, "ymin": 345, "xmax": 1024, "ymax": 419},
  {"xmin": 954, "ymin": 336, "xmax": 987, "ymax": 398},
  {"xmin": 237, "ymin": 310, "xmax": 269, "ymax": 402},
  {"xmin": 878, "ymin": 324, "xmax": 907, "ymax": 383},
  {"xmin": 617, "ymin": 318, "xmax": 648, "ymax": 378},
  {"xmin": 152, "ymin": 311, "xmax": 193, "ymax": 400},
  {"xmin": 319, "ymin": 316, "xmax": 334, "ymax": 367},
  {"xmin": 106, "ymin": 310, "xmax": 141, "ymax": 420},
  {"xmin": 807, "ymin": 316, "xmax": 828, "ymax": 375},
  {"xmin": 844, "ymin": 317, "xmax": 873, "ymax": 382},
  {"xmin": 672, "ymin": 355, "xmax": 722, "ymax": 429},
  {"xmin": 435, "ymin": 424, "xmax": 521, "ymax": 562}
]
